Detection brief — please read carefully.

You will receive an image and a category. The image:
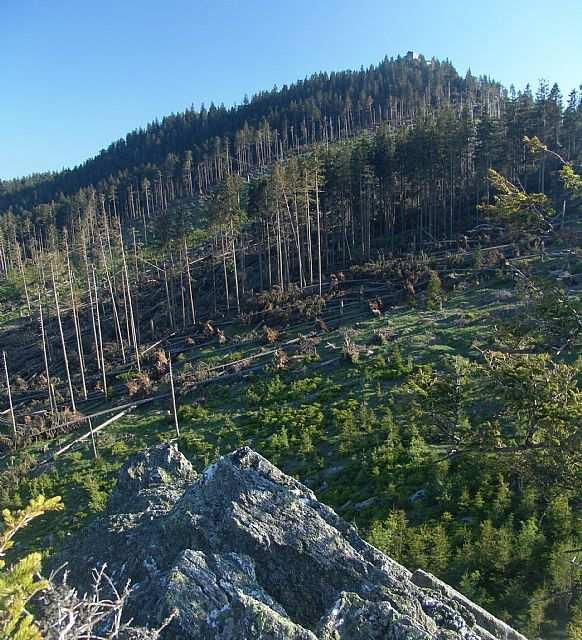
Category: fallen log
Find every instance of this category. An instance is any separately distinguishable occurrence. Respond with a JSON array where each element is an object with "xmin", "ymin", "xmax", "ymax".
[{"xmin": 52, "ymin": 409, "xmax": 130, "ymax": 458}]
